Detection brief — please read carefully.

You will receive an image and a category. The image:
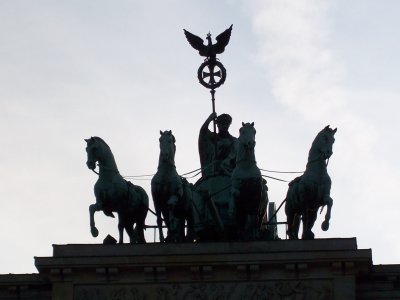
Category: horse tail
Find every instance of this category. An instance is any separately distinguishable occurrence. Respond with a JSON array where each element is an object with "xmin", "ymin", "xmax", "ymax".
[
  {"xmin": 135, "ymin": 185, "xmax": 149, "ymax": 209},
  {"xmin": 285, "ymin": 176, "xmax": 302, "ymax": 213}
]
